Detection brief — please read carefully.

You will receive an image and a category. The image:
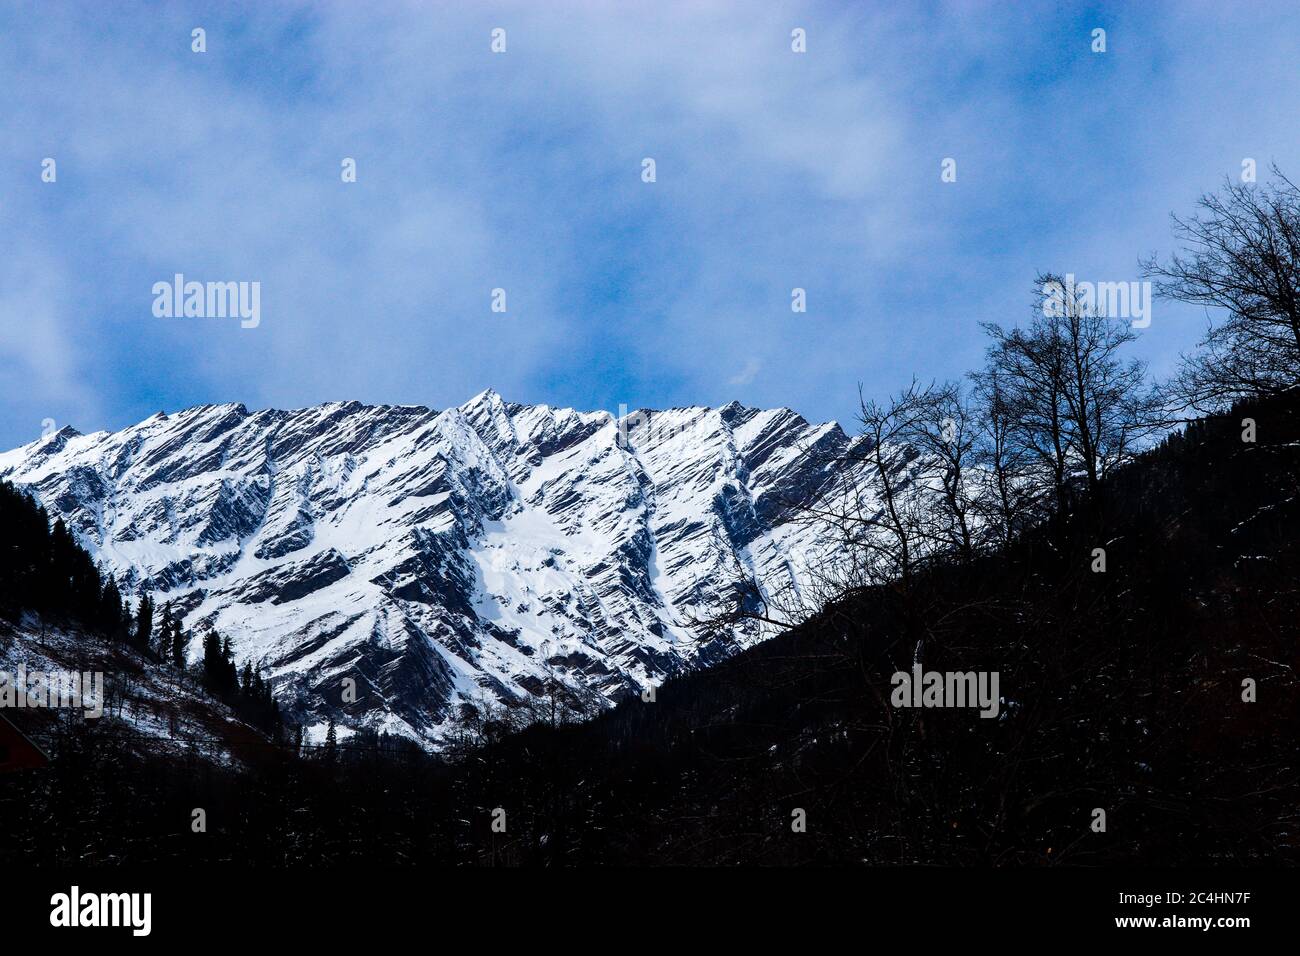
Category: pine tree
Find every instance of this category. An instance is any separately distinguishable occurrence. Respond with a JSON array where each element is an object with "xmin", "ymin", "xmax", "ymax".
[
  {"xmin": 172, "ymin": 624, "xmax": 187, "ymax": 671},
  {"xmin": 220, "ymin": 635, "xmax": 237, "ymax": 695},
  {"xmin": 99, "ymin": 577, "xmax": 125, "ymax": 641},
  {"xmin": 157, "ymin": 603, "xmax": 173, "ymax": 659},
  {"xmin": 155, "ymin": 603, "xmax": 187, "ymax": 671},
  {"xmin": 324, "ymin": 719, "xmax": 338, "ymax": 764},
  {"xmin": 134, "ymin": 593, "xmax": 154, "ymax": 654},
  {"xmin": 202, "ymin": 630, "xmax": 223, "ymax": 692},
  {"xmin": 120, "ymin": 600, "xmax": 134, "ymax": 644}
]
